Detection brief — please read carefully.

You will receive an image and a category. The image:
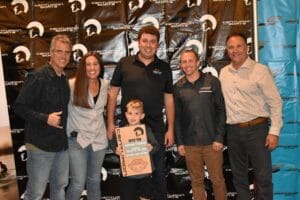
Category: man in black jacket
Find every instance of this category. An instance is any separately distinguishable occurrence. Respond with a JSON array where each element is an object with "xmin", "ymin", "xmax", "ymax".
[
  {"xmin": 174, "ymin": 49, "xmax": 227, "ymax": 200},
  {"xmin": 13, "ymin": 34, "xmax": 72, "ymax": 200}
]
